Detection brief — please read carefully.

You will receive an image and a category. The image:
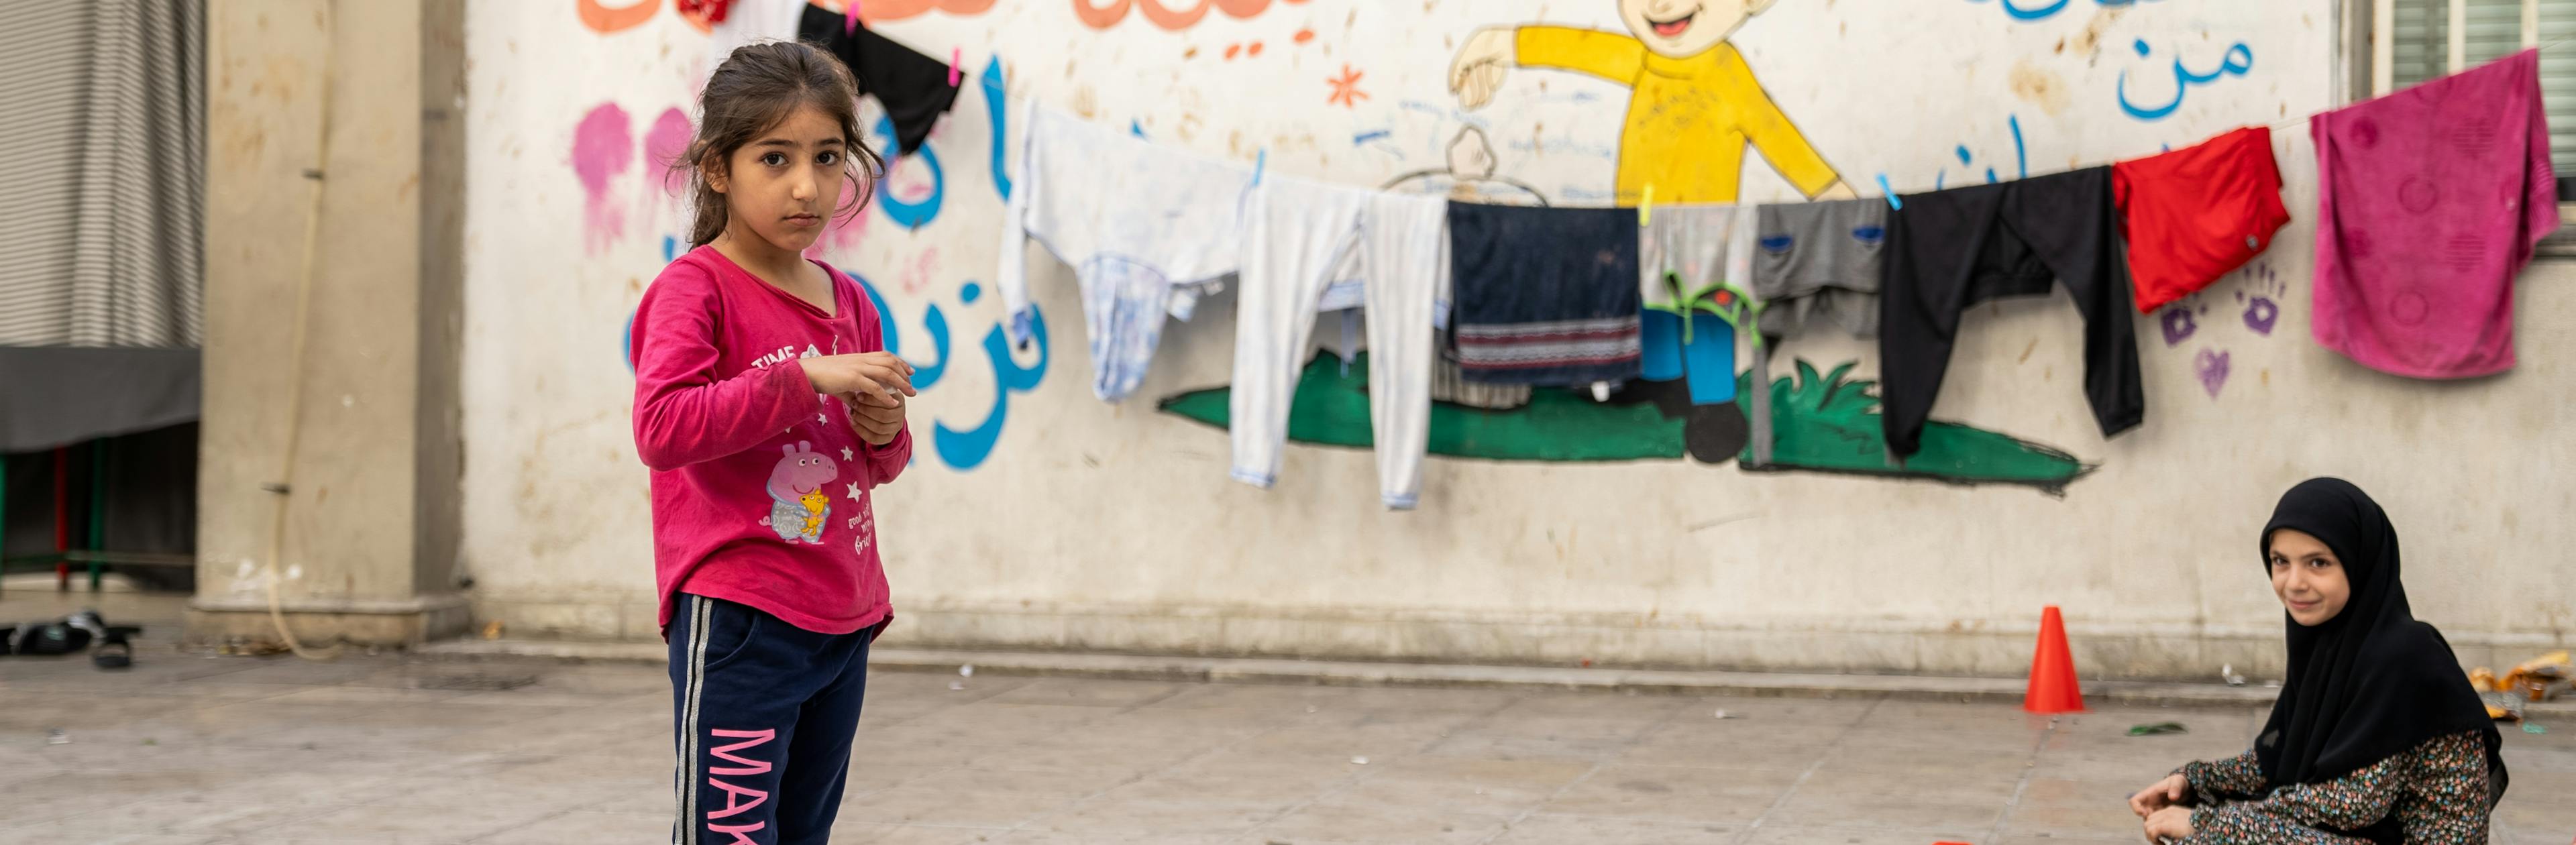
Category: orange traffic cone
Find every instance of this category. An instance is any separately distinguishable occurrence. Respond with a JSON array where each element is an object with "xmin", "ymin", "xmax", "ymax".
[{"xmin": 2024, "ymin": 606, "xmax": 2087, "ymax": 714}]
